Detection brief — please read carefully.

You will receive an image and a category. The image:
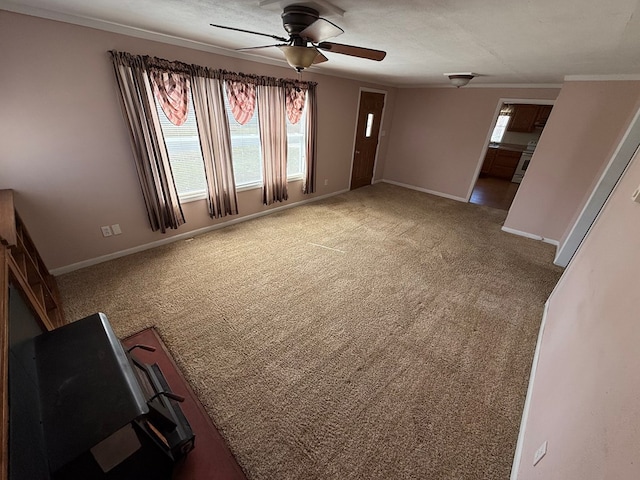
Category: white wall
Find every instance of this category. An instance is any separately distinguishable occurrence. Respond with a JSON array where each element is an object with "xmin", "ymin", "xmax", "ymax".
[{"xmin": 513, "ymin": 137, "xmax": 640, "ymax": 480}]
